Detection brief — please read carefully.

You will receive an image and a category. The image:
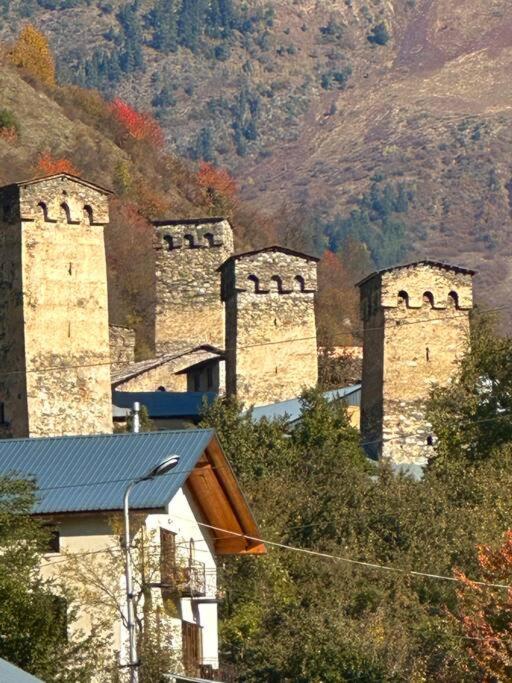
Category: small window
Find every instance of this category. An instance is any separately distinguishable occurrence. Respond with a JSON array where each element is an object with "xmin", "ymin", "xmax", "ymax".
[
  {"xmin": 83, "ymin": 205, "xmax": 93, "ymax": 224},
  {"xmin": 184, "ymin": 234, "xmax": 195, "ymax": 248},
  {"xmin": 46, "ymin": 529, "xmax": 60, "ymax": 554},
  {"xmin": 0, "ymin": 402, "xmax": 5, "ymax": 425},
  {"xmin": 204, "ymin": 232, "xmax": 215, "ymax": 247},
  {"xmin": 60, "ymin": 202, "xmax": 71, "ymax": 223},
  {"xmin": 269, "ymin": 275, "xmax": 283, "ymax": 292},
  {"xmin": 294, "ymin": 275, "xmax": 305, "ymax": 292},
  {"xmin": 447, "ymin": 291, "xmax": 459, "ymax": 309},
  {"xmin": 247, "ymin": 274, "xmax": 260, "ymax": 292},
  {"xmin": 426, "ymin": 347, "xmax": 430, "ymax": 362},
  {"xmin": 397, "ymin": 290, "xmax": 409, "ymax": 307},
  {"xmin": 163, "ymin": 235, "xmax": 174, "ymax": 251},
  {"xmin": 160, "ymin": 527, "xmax": 177, "ymax": 586},
  {"xmin": 422, "ymin": 291, "xmax": 434, "ymax": 307},
  {"xmin": 157, "ymin": 385, "xmax": 167, "ymax": 392}
]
